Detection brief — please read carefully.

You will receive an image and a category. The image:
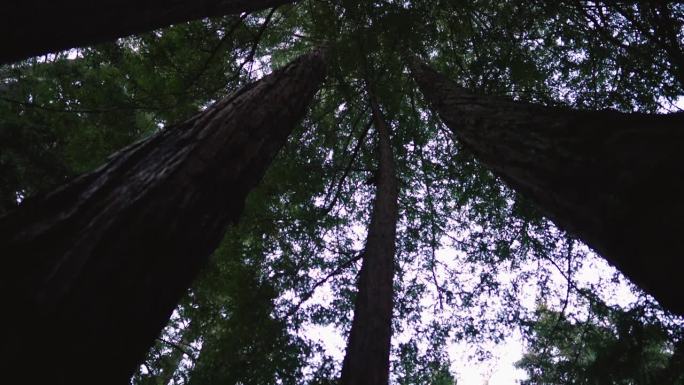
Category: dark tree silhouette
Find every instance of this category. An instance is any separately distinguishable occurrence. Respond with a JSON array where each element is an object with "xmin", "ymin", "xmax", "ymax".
[
  {"xmin": 0, "ymin": 50, "xmax": 326, "ymax": 384},
  {"xmin": 340, "ymin": 93, "xmax": 399, "ymax": 385},
  {"xmin": 412, "ymin": 59, "xmax": 684, "ymax": 317},
  {"xmin": 1, "ymin": 0, "xmax": 297, "ymax": 64}
]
